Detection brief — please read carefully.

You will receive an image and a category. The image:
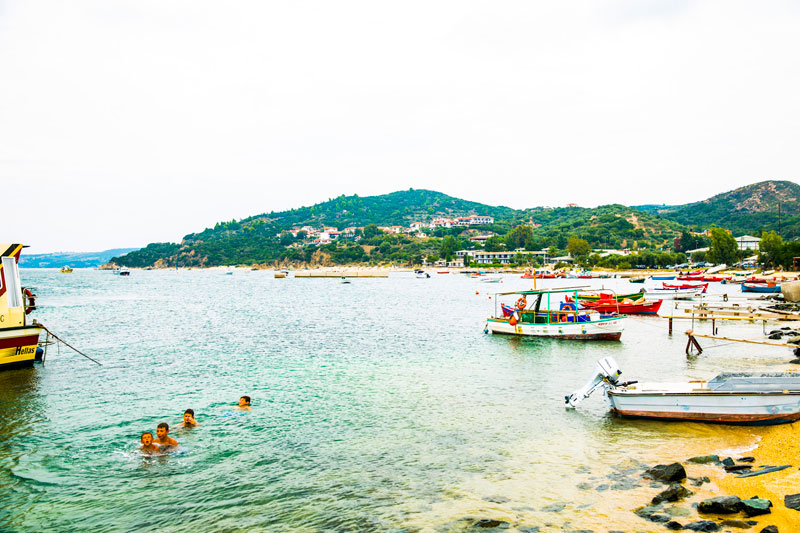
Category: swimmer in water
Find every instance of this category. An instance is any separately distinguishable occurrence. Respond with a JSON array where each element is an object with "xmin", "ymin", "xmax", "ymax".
[
  {"xmin": 237, "ymin": 395, "xmax": 252, "ymax": 411},
  {"xmin": 153, "ymin": 422, "xmax": 178, "ymax": 448},
  {"xmin": 140, "ymin": 432, "xmax": 160, "ymax": 454},
  {"xmin": 178, "ymin": 409, "xmax": 199, "ymax": 428}
]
